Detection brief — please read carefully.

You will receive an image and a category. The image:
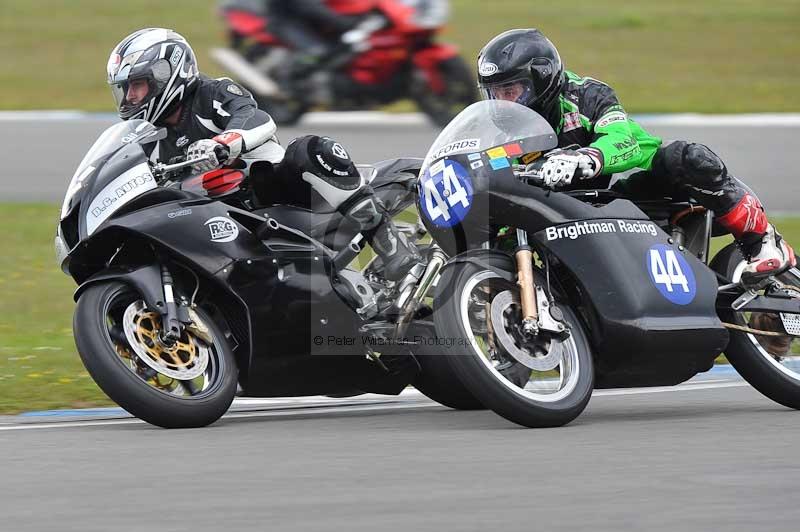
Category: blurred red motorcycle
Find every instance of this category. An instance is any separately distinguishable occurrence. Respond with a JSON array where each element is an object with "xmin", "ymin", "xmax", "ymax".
[{"xmin": 212, "ymin": 0, "xmax": 477, "ymax": 125}]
